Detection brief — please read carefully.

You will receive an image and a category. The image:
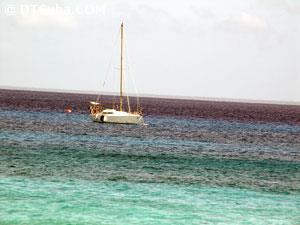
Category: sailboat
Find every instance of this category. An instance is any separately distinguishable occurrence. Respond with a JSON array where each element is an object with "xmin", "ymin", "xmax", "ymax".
[{"xmin": 89, "ymin": 23, "xmax": 144, "ymax": 125}]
